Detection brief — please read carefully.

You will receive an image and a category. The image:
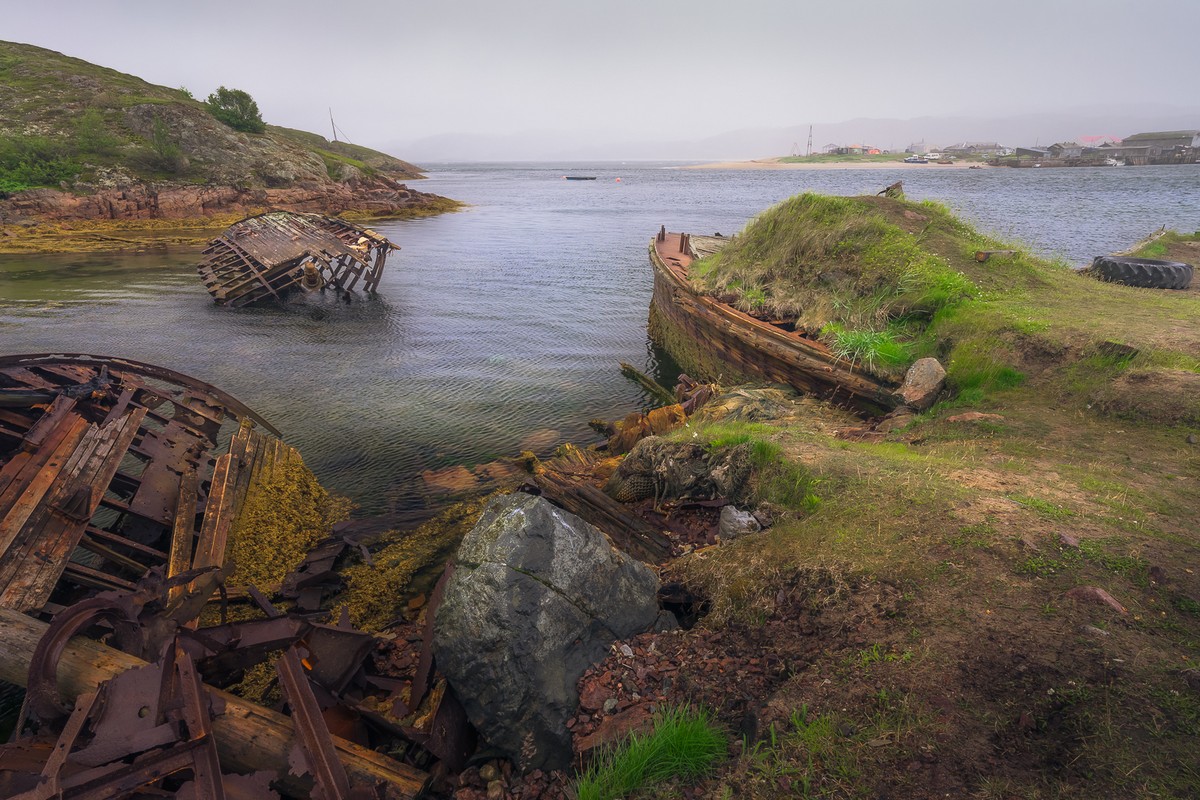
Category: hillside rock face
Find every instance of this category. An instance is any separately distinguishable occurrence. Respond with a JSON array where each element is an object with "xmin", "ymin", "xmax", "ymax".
[
  {"xmin": 433, "ymin": 493, "xmax": 668, "ymax": 772},
  {"xmin": 0, "ymin": 41, "xmax": 451, "ymax": 225},
  {"xmin": 0, "ymin": 177, "xmax": 443, "ymax": 223}
]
